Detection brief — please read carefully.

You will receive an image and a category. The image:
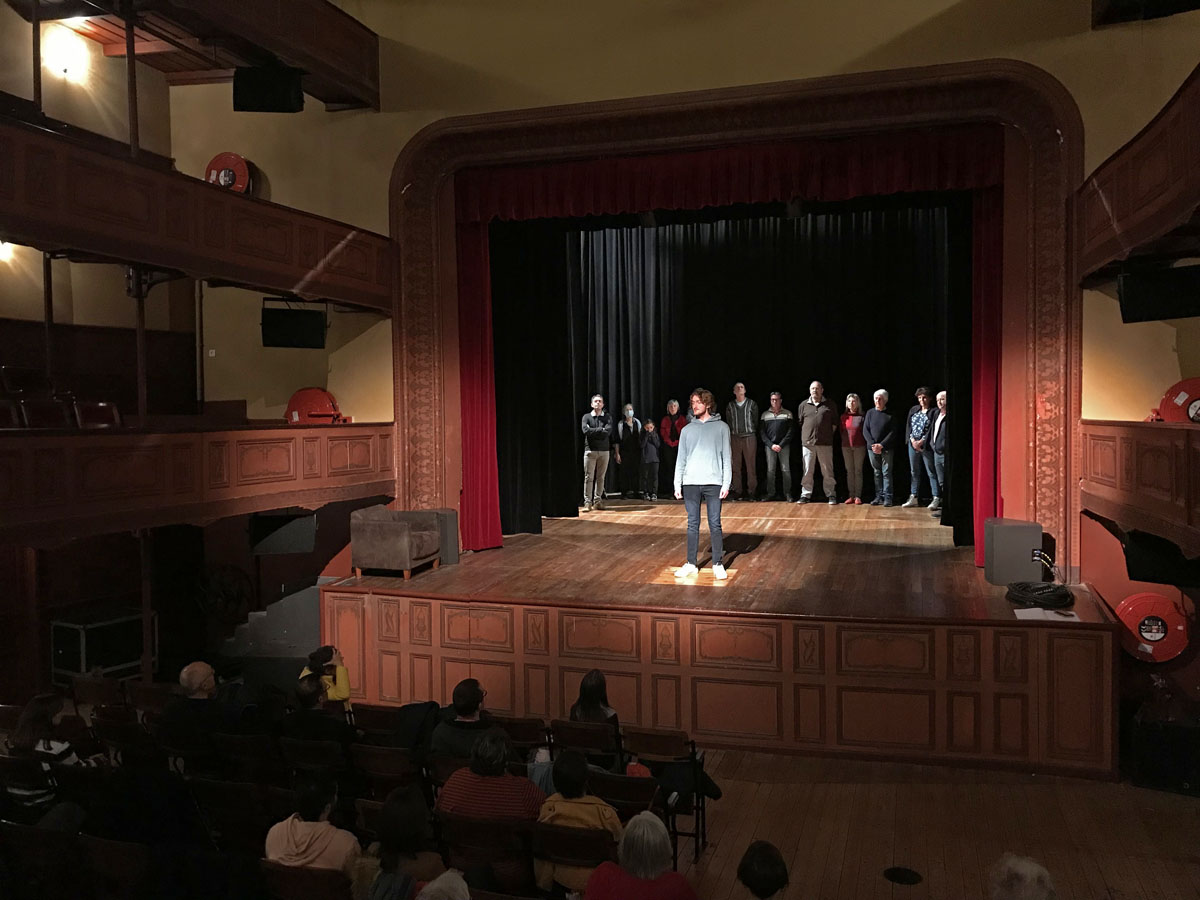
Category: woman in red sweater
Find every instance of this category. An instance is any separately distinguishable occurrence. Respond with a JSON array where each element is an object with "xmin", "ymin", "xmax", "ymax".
[
  {"xmin": 841, "ymin": 393, "xmax": 867, "ymax": 504},
  {"xmin": 585, "ymin": 811, "xmax": 696, "ymax": 900}
]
